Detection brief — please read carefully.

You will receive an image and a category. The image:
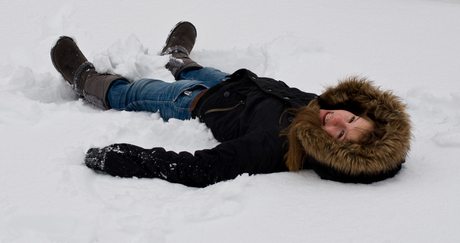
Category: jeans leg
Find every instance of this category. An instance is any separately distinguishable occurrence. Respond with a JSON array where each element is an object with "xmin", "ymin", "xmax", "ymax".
[
  {"xmin": 107, "ymin": 78, "xmax": 220, "ymax": 121},
  {"xmin": 179, "ymin": 67, "xmax": 230, "ymax": 82}
]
